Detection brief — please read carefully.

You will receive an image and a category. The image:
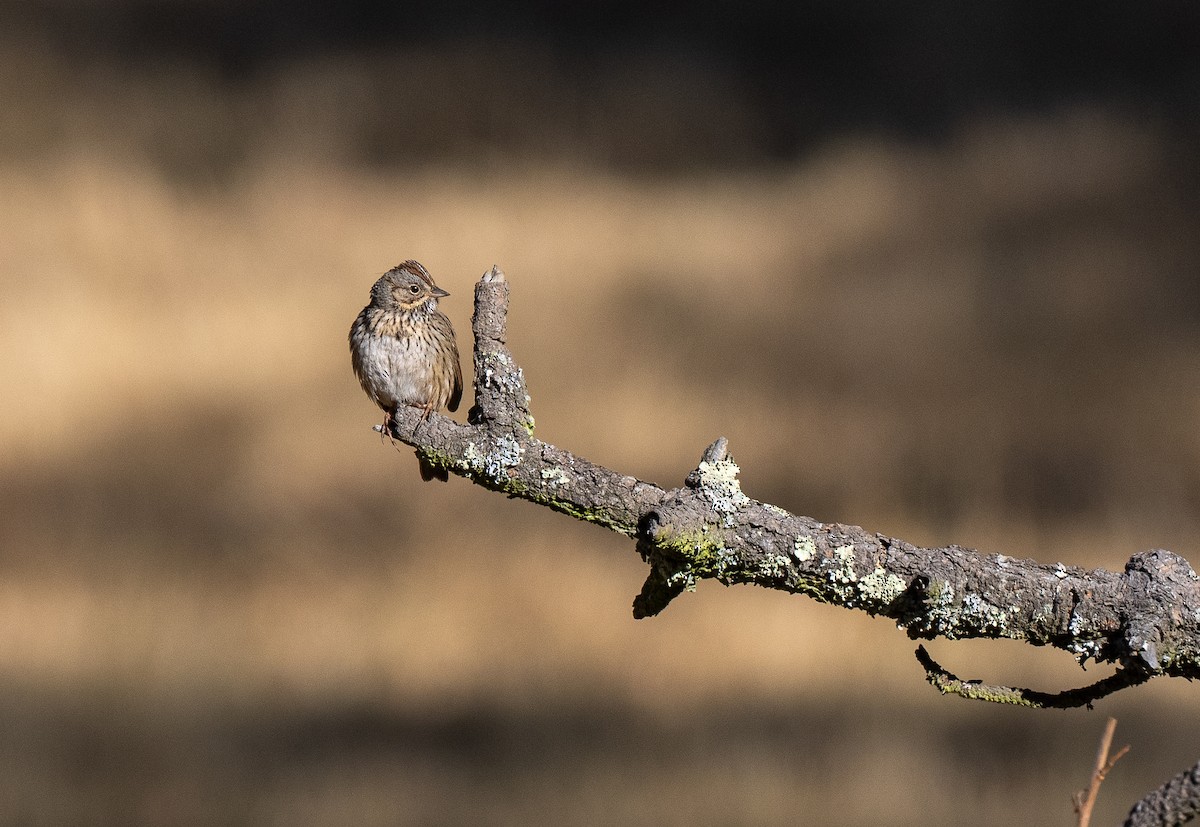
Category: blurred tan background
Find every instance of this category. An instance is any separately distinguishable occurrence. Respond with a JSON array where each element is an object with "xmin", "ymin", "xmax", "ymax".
[{"xmin": 3, "ymin": 1, "xmax": 1200, "ymax": 824}]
